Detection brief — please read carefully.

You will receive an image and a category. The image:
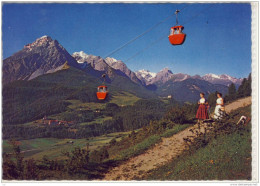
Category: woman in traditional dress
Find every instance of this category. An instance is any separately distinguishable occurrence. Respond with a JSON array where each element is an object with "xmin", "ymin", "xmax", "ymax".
[
  {"xmin": 196, "ymin": 93, "xmax": 209, "ymax": 124},
  {"xmin": 214, "ymin": 92, "xmax": 225, "ymax": 120}
]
